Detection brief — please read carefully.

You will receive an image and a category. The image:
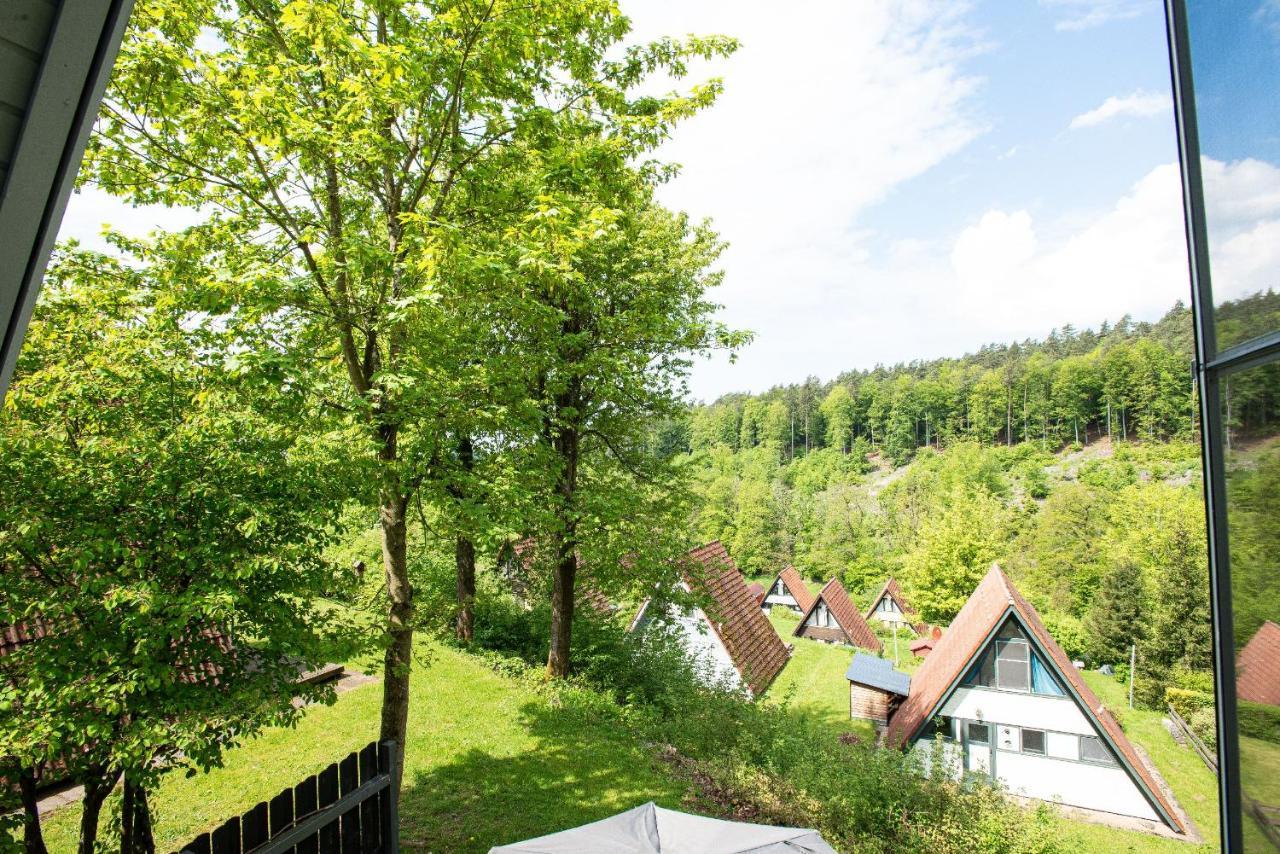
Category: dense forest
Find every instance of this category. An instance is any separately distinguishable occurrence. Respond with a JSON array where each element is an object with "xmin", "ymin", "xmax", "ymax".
[
  {"xmin": 661, "ymin": 290, "xmax": 1280, "ymax": 465},
  {"xmin": 667, "ymin": 290, "xmax": 1280, "ymax": 723}
]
